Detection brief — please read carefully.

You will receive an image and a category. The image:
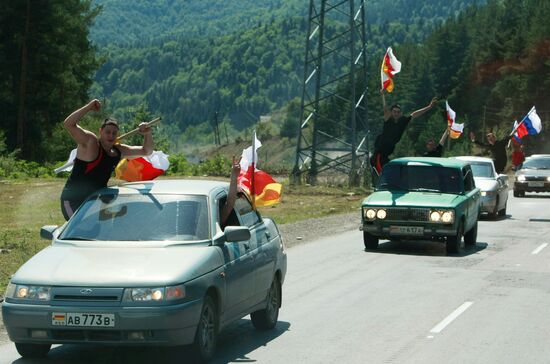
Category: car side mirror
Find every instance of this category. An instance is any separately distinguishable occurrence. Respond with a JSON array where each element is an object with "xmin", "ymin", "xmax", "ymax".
[
  {"xmin": 224, "ymin": 226, "xmax": 251, "ymax": 242},
  {"xmin": 40, "ymin": 225, "xmax": 58, "ymax": 240}
]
